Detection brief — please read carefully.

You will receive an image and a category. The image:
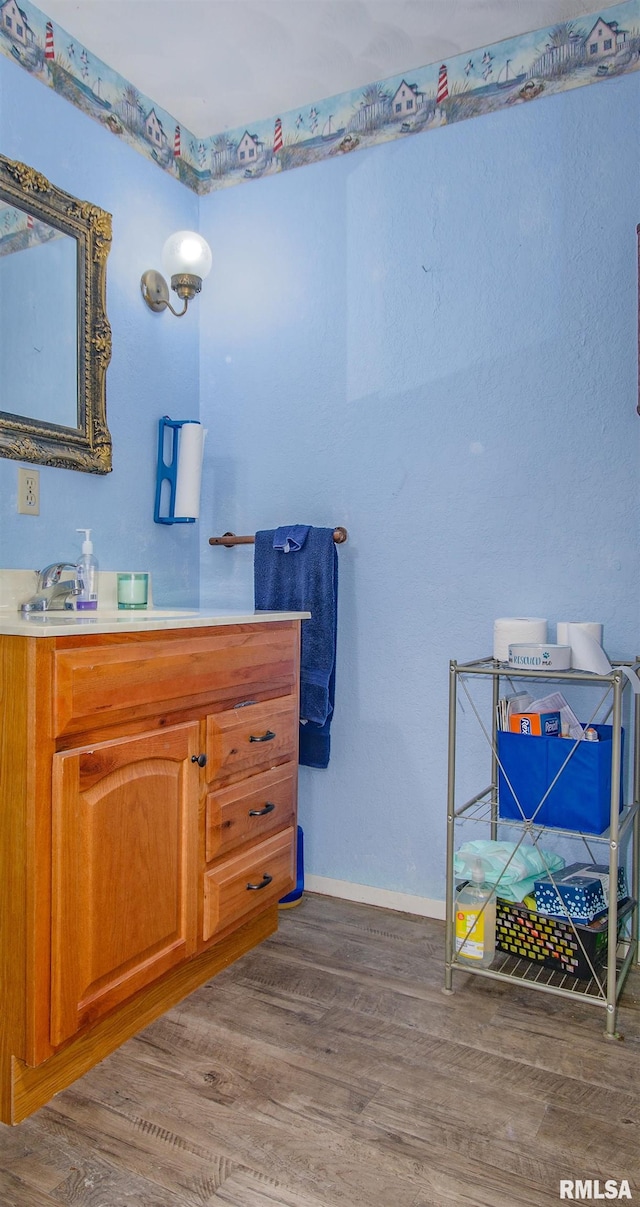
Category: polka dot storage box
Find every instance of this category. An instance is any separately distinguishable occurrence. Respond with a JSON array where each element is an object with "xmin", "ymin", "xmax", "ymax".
[{"xmin": 532, "ymin": 862, "xmax": 628, "ymax": 924}]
